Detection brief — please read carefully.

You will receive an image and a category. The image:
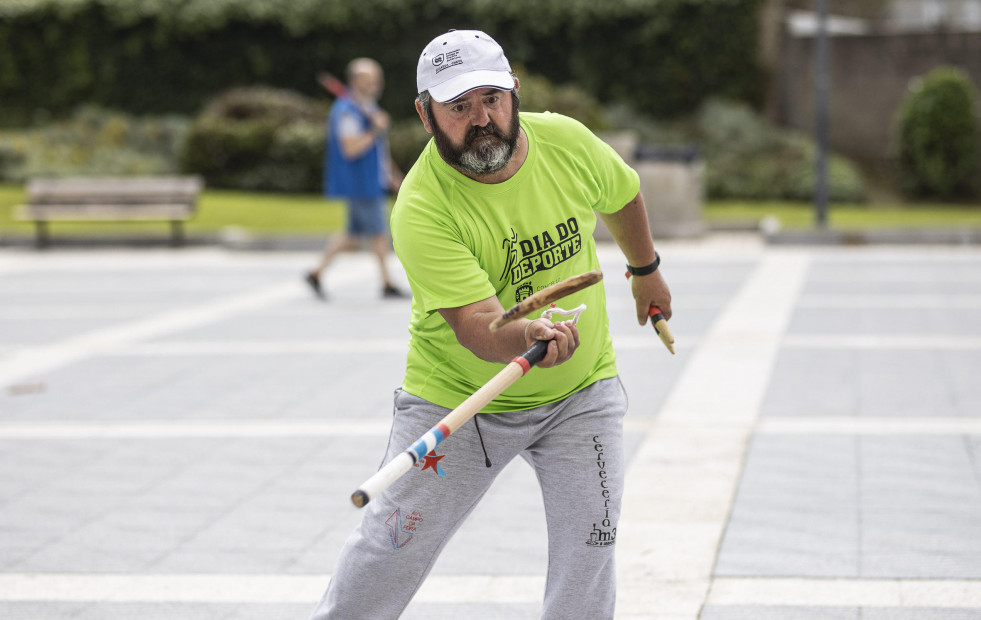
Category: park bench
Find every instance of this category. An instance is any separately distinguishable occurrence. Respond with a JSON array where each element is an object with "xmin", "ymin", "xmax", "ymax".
[{"xmin": 15, "ymin": 176, "xmax": 204, "ymax": 247}]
